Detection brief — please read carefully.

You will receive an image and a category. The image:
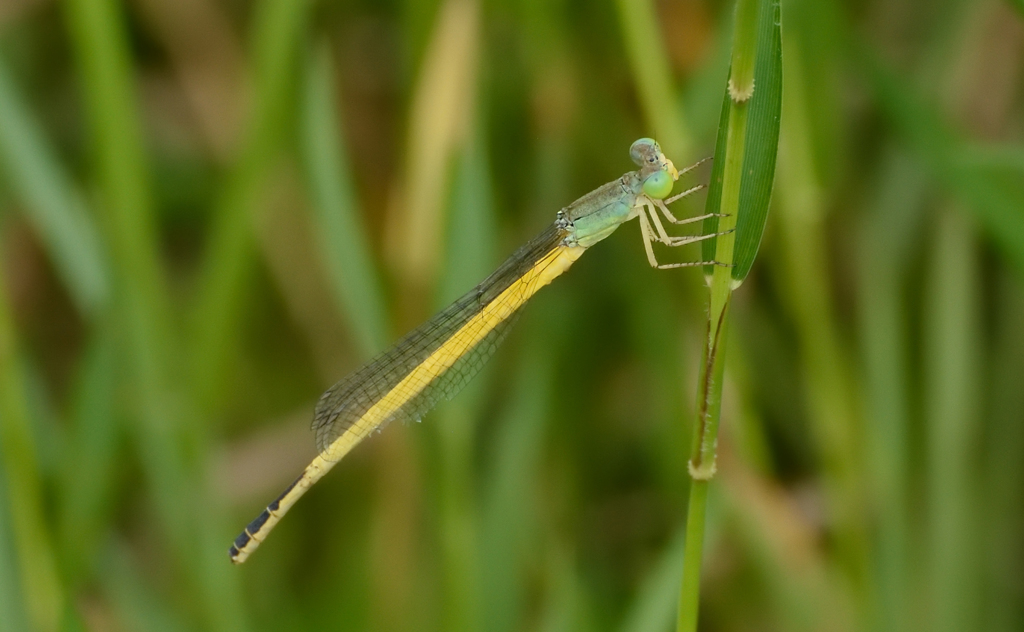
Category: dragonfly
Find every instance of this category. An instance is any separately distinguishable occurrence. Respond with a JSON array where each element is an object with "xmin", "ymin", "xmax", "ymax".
[{"xmin": 228, "ymin": 138, "xmax": 726, "ymax": 564}]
